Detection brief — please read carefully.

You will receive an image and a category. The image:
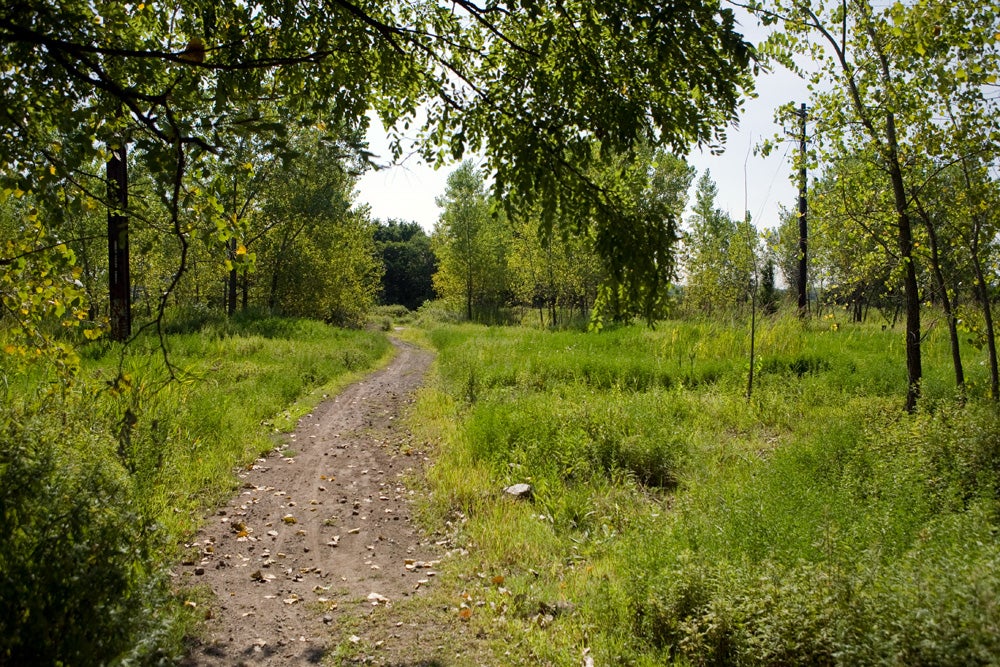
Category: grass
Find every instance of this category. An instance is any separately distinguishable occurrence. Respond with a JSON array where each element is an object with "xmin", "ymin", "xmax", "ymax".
[{"xmin": 409, "ymin": 312, "xmax": 1000, "ymax": 665}]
